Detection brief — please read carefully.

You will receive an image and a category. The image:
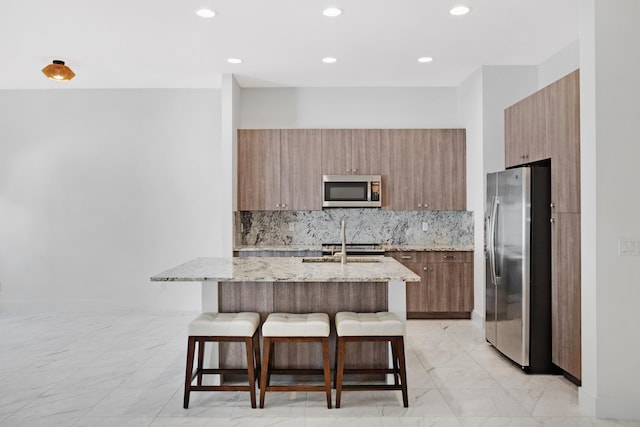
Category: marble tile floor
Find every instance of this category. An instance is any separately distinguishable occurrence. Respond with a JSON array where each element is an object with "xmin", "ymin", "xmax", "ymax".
[{"xmin": 1, "ymin": 309, "xmax": 639, "ymax": 427}]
